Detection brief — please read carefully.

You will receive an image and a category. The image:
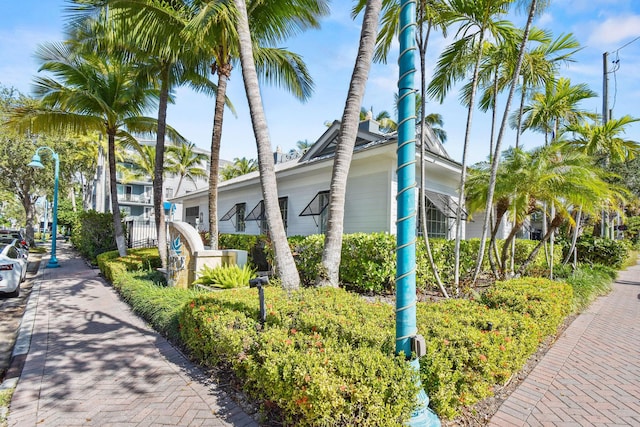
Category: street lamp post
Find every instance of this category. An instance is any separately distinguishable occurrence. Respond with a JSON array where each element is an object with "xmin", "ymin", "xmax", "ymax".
[{"xmin": 28, "ymin": 146, "xmax": 61, "ymax": 268}]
